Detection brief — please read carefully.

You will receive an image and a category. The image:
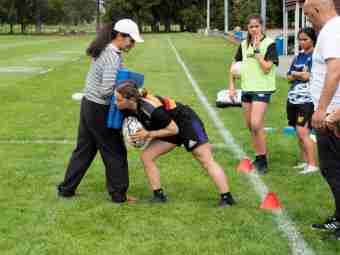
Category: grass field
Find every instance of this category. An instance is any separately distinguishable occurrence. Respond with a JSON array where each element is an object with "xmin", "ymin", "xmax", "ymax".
[{"xmin": 1, "ymin": 33, "xmax": 340, "ymax": 255}]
